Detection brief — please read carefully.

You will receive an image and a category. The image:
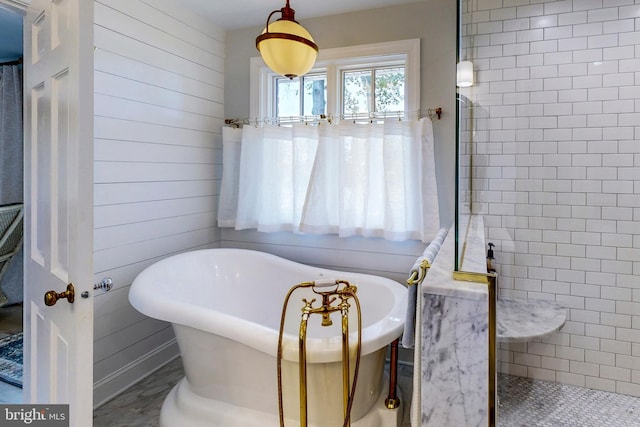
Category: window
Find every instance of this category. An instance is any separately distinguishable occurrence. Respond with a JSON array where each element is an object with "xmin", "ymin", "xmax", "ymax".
[{"xmin": 251, "ymin": 39, "xmax": 420, "ymax": 121}]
